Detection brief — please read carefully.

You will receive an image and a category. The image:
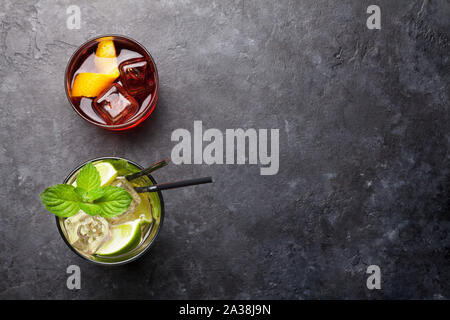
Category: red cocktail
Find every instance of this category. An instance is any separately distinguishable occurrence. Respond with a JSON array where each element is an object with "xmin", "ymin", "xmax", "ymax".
[{"xmin": 65, "ymin": 35, "xmax": 158, "ymax": 131}]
